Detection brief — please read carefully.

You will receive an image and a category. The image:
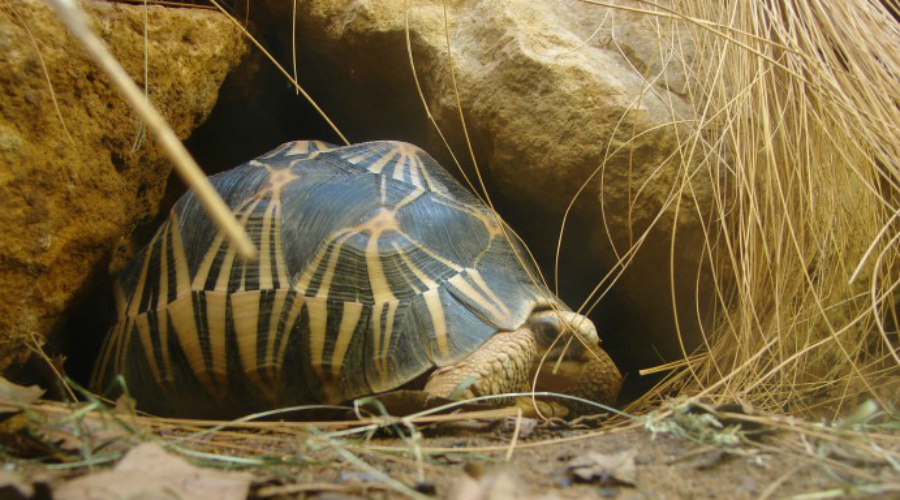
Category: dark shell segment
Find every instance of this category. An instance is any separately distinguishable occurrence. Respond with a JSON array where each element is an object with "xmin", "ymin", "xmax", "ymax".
[{"xmin": 92, "ymin": 141, "xmax": 559, "ymax": 417}]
